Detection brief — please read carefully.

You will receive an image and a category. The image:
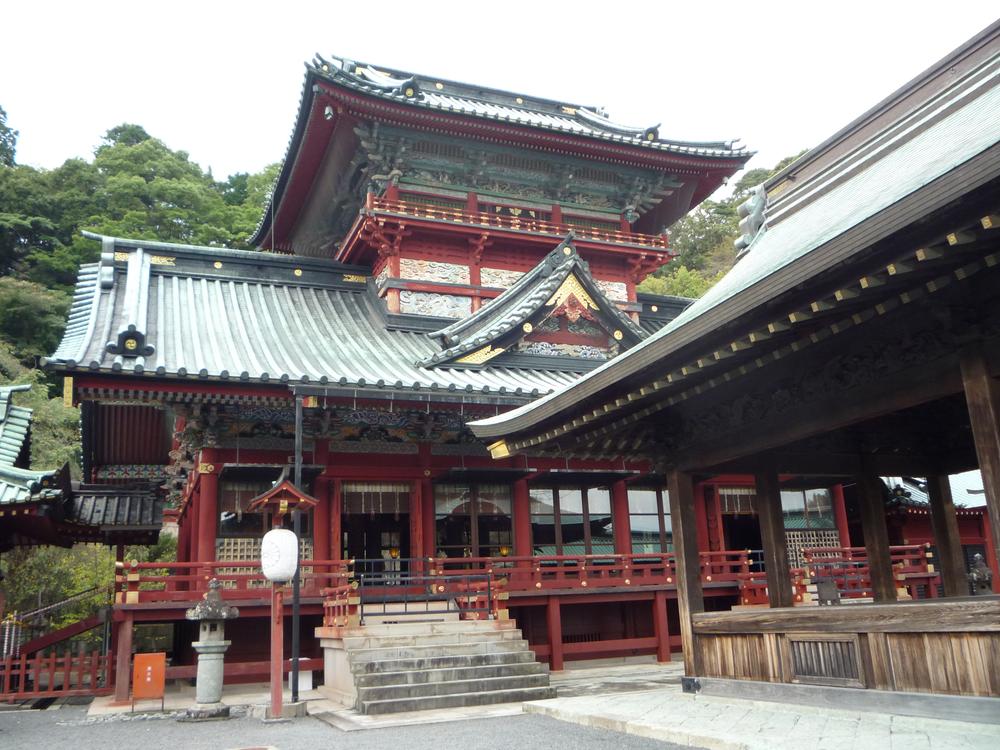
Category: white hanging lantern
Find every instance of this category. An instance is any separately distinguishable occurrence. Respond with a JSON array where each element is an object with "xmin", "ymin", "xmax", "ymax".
[{"xmin": 261, "ymin": 528, "xmax": 298, "ymax": 583}]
